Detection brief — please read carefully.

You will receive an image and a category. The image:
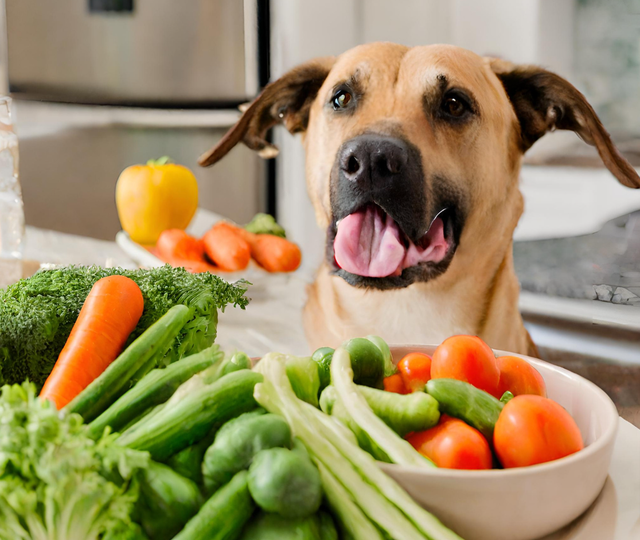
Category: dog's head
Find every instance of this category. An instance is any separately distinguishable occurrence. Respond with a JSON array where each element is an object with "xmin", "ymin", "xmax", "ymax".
[{"xmin": 200, "ymin": 43, "xmax": 640, "ymax": 290}]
